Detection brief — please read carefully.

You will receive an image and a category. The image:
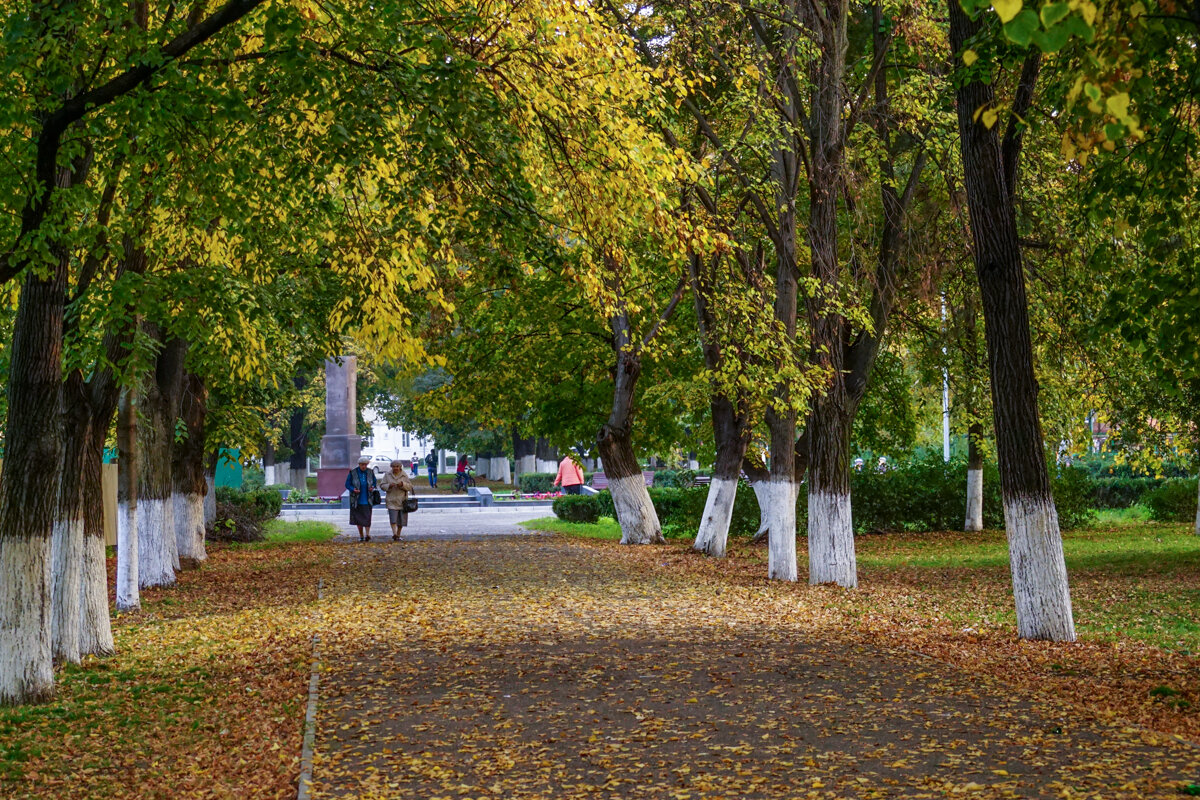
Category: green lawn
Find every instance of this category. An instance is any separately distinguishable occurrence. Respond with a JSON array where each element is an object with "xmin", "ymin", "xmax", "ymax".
[
  {"xmin": 250, "ymin": 519, "xmax": 340, "ymax": 546},
  {"xmin": 521, "ymin": 516, "xmax": 623, "ymax": 539}
]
